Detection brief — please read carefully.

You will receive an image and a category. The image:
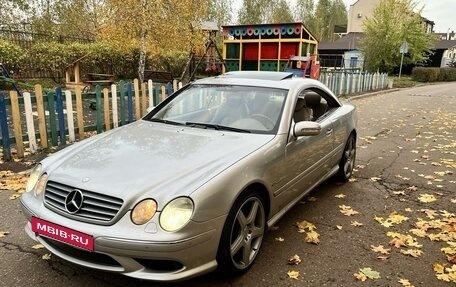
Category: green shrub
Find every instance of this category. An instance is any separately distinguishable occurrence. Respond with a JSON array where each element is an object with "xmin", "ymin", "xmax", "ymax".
[
  {"xmin": 411, "ymin": 67, "xmax": 456, "ymax": 82},
  {"xmin": 0, "ymin": 40, "xmax": 26, "ymax": 74},
  {"xmin": 439, "ymin": 67, "xmax": 456, "ymax": 81}
]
